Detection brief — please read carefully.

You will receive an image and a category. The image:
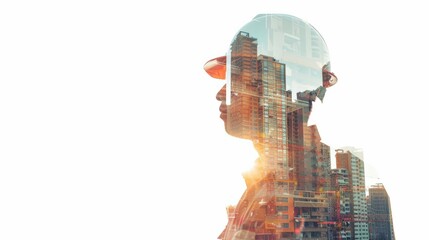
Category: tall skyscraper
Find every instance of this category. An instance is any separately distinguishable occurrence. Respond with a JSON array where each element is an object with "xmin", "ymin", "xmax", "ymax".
[
  {"xmin": 223, "ymin": 28, "xmax": 332, "ymax": 239},
  {"xmin": 227, "ymin": 31, "xmax": 259, "ymax": 141},
  {"xmin": 367, "ymin": 183, "xmax": 395, "ymax": 240},
  {"xmin": 330, "ymin": 168, "xmax": 353, "ymax": 240},
  {"xmin": 336, "ymin": 149, "xmax": 369, "ymax": 240}
]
